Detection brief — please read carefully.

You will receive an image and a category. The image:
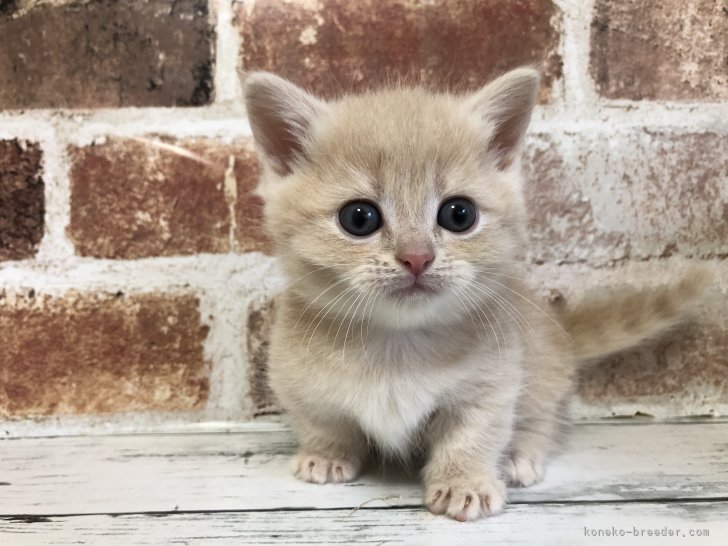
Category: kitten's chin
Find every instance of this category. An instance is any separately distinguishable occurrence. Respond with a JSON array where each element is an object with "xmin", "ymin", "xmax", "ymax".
[{"xmin": 373, "ymin": 288, "xmax": 462, "ymax": 330}]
